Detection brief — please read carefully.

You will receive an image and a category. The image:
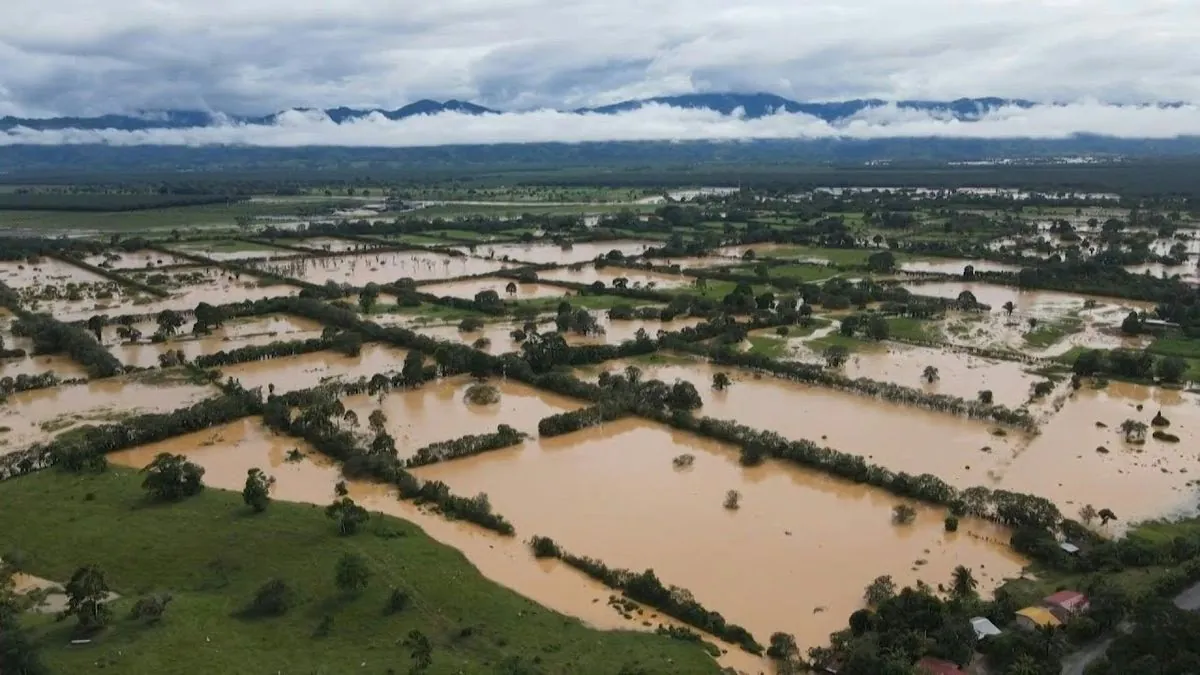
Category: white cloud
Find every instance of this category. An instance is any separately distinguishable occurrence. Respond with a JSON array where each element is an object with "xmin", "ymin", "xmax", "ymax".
[
  {"xmin": 0, "ymin": 0, "xmax": 1198, "ymax": 115},
  {"xmin": 3, "ymin": 102, "xmax": 1200, "ymax": 147}
]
